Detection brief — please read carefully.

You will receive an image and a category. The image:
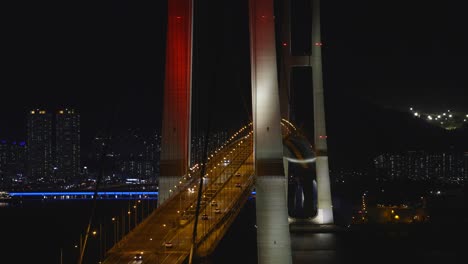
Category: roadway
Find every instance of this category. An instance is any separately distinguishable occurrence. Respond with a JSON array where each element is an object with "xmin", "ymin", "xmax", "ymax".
[{"xmin": 103, "ymin": 131, "xmax": 254, "ymax": 264}]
